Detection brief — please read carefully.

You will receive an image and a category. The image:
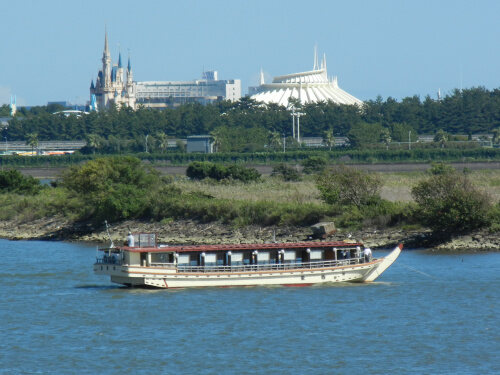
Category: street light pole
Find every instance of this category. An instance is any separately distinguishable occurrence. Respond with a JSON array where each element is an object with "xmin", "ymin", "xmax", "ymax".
[
  {"xmin": 291, "ymin": 109, "xmax": 296, "ymax": 139},
  {"xmin": 296, "ymin": 112, "xmax": 305, "ymax": 143}
]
